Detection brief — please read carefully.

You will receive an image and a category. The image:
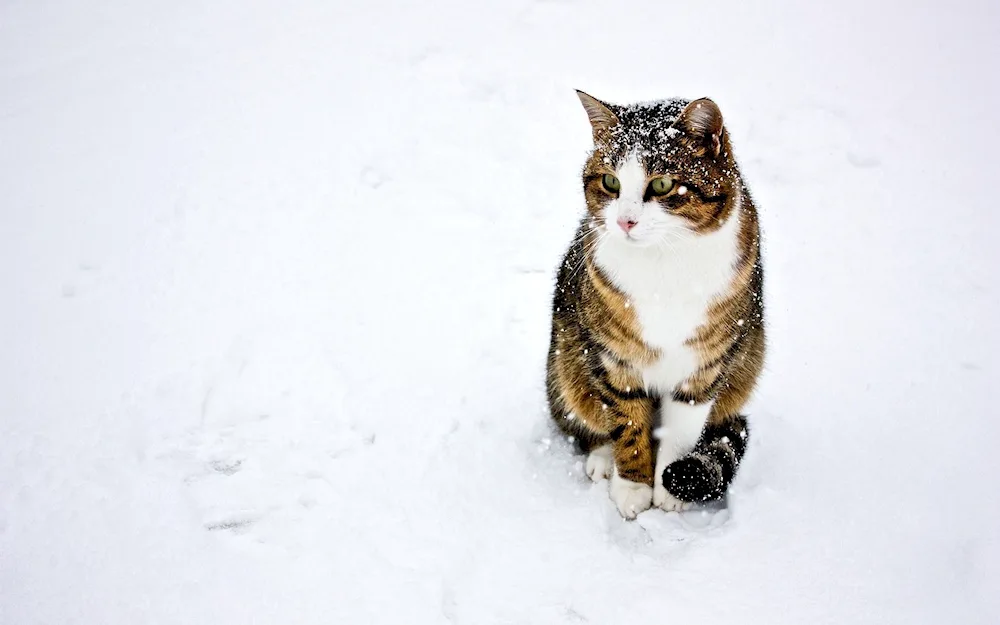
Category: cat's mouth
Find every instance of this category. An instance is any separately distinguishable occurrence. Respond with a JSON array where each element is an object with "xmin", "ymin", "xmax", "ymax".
[
  {"xmin": 614, "ymin": 229, "xmax": 654, "ymax": 247},
  {"xmin": 612, "ymin": 227, "xmax": 682, "ymax": 250}
]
